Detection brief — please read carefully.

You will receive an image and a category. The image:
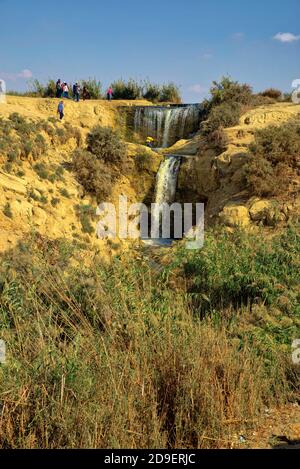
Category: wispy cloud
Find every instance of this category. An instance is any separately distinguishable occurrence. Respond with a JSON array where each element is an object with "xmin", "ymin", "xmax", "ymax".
[
  {"xmin": 232, "ymin": 32, "xmax": 245, "ymax": 40},
  {"xmin": 0, "ymin": 69, "xmax": 33, "ymax": 81},
  {"xmin": 188, "ymin": 84, "xmax": 207, "ymax": 95},
  {"xmin": 201, "ymin": 53, "xmax": 213, "ymax": 60},
  {"xmin": 273, "ymin": 32, "xmax": 300, "ymax": 43}
]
